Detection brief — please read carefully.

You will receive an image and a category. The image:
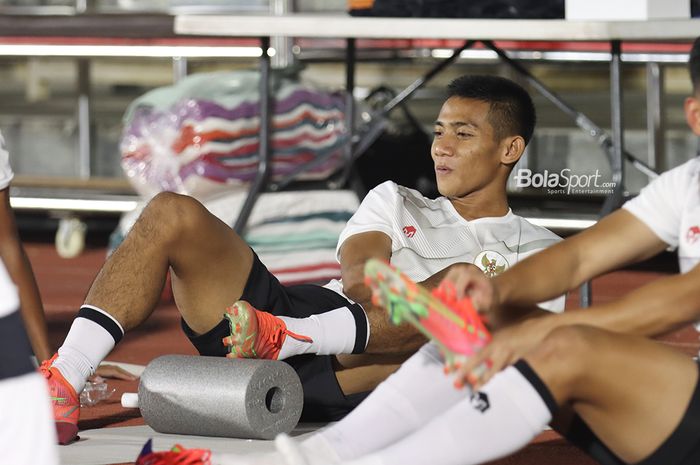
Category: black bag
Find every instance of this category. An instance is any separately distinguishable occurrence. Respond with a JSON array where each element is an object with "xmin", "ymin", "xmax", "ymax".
[
  {"xmin": 355, "ymin": 86, "xmax": 438, "ymax": 198},
  {"xmin": 351, "ymin": 0, "xmax": 565, "ymax": 19}
]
